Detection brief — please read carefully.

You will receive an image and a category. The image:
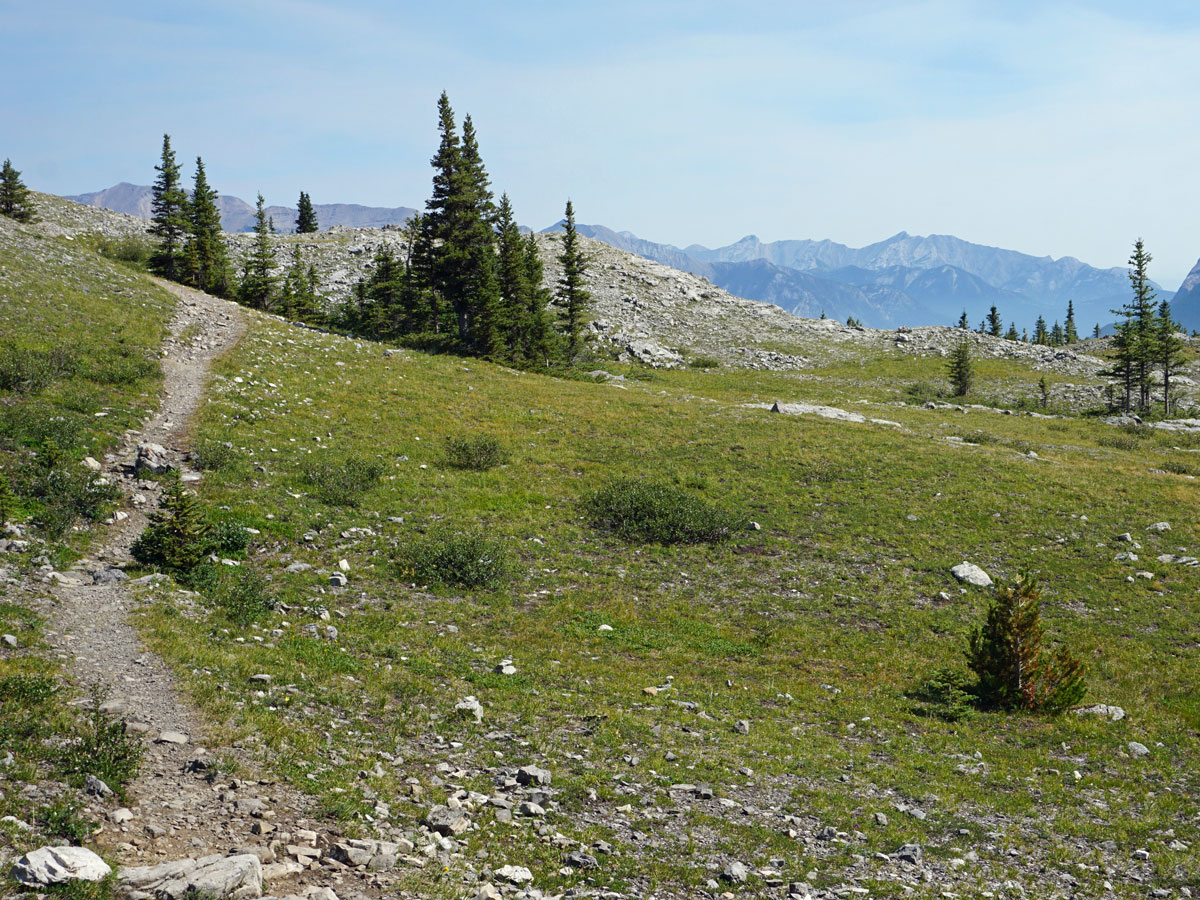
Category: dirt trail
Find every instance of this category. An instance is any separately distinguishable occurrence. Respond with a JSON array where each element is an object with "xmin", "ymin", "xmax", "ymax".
[{"xmin": 39, "ymin": 282, "xmax": 383, "ymax": 899}]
